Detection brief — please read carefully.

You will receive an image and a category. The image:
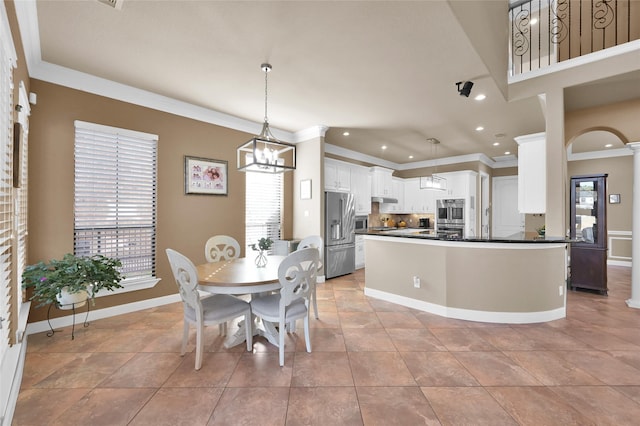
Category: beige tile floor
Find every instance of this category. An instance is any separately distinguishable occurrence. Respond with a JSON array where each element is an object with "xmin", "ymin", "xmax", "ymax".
[{"xmin": 14, "ymin": 266, "xmax": 640, "ymax": 425}]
